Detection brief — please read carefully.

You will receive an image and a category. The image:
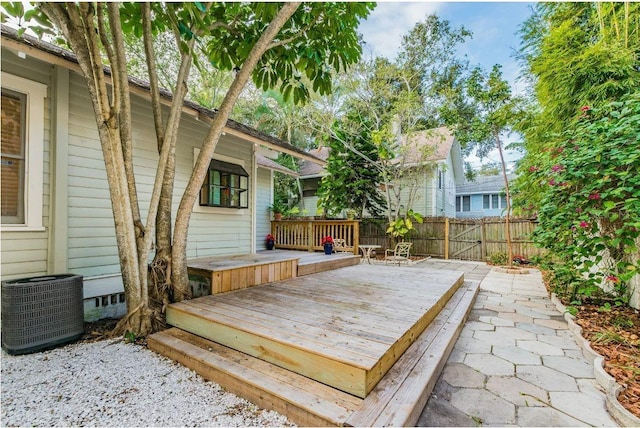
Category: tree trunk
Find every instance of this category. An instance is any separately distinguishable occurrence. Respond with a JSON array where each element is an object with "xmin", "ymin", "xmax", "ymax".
[
  {"xmin": 40, "ymin": 4, "xmax": 153, "ymax": 334},
  {"xmin": 496, "ymin": 134, "xmax": 514, "ymax": 268},
  {"xmin": 170, "ymin": 2, "xmax": 301, "ymax": 295}
]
